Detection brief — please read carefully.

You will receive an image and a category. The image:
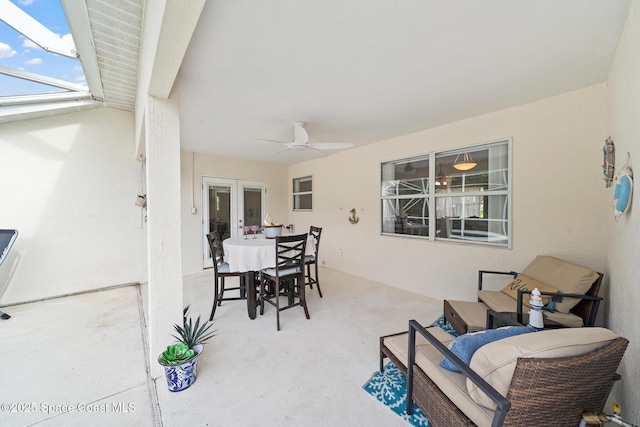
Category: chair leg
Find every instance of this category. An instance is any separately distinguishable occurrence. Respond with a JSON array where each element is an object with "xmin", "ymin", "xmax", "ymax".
[
  {"xmin": 259, "ymin": 273, "xmax": 265, "ymax": 316},
  {"xmin": 299, "ymin": 276, "xmax": 310, "ymax": 319},
  {"xmin": 276, "ymin": 279, "xmax": 281, "ymax": 331},
  {"xmin": 210, "ymin": 277, "xmax": 220, "ymax": 321},
  {"xmin": 218, "ymin": 277, "xmax": 225, "ymax": 306},
  {"xmin": 286, "ymin": 279, "xmax": 294, "ymax": 305},
  {"xmin": 239, "ymin": 275, "xmax": 247, "ymax": 299},
  {"xmin": 306, "ymin": 263, "xmax": 314, "ymax": 289},
  {"xmin": 314, "ymin": 262, "xmax": 323, "ymax": 298}
]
